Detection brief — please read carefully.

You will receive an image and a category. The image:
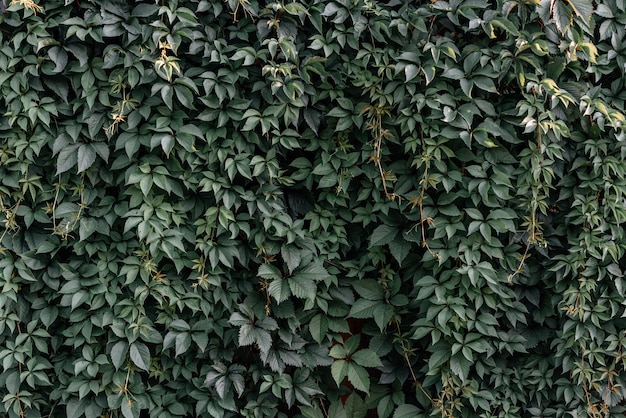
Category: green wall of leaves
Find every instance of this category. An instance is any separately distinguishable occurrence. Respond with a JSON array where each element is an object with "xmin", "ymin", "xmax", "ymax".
[{"xmin": 1, "ymin": 0, "xmax": 626, "ymax": 416}]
